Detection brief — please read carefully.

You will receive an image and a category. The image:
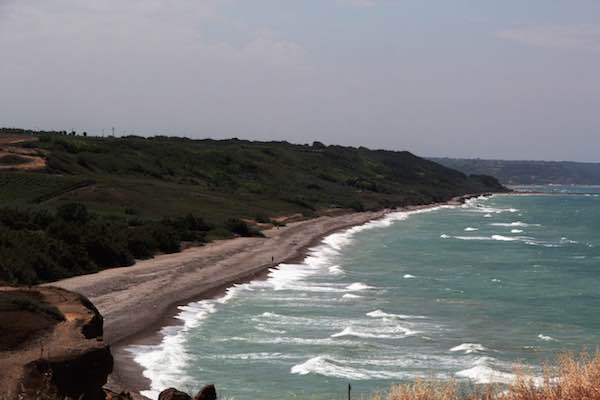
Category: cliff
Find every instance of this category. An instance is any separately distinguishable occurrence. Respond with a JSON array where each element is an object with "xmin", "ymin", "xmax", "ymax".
[{"xmin": 0, "ymin": 286, "xmax": 113, "ymax": 399}]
